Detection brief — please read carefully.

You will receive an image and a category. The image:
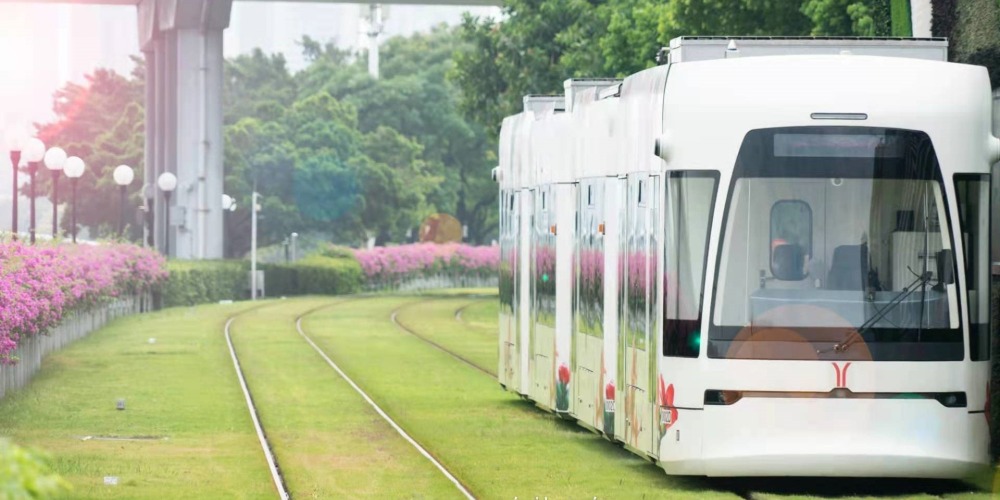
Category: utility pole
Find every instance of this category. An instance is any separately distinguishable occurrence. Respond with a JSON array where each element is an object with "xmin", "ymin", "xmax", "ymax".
[{"xmin": 365, "ymin": 4, "xmax": 385, "ymax": 79}]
